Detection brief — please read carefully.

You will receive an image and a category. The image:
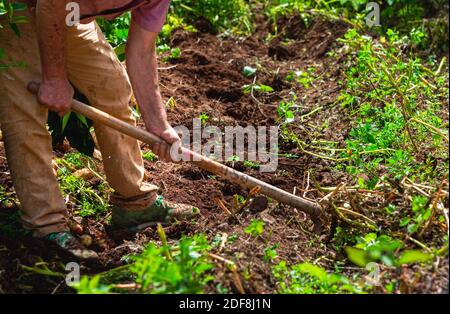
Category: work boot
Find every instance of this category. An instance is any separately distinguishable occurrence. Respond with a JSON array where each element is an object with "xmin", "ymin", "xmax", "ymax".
[
  {"xmin": 112, "ymin": 195, "xmax": 200, "ymax": 229},
  {"xmin": 45, "ymin": 231, "xmax": 99, "ymax": 260}
]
